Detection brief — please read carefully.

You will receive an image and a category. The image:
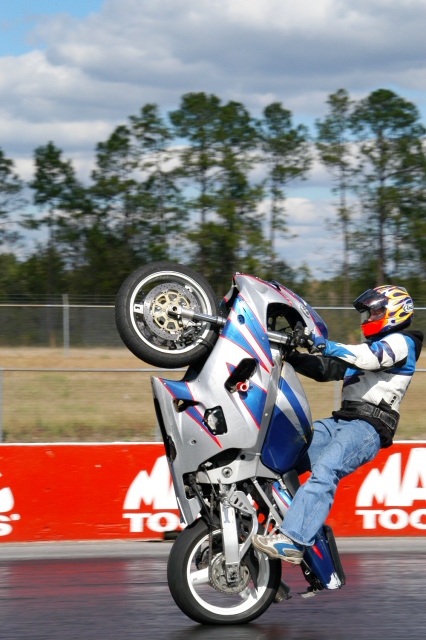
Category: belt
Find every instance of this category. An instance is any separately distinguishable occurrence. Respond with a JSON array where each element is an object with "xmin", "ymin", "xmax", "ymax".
[{"xmin": 340, "ymin": 401, "xmax": 398, "ymax": 434}]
